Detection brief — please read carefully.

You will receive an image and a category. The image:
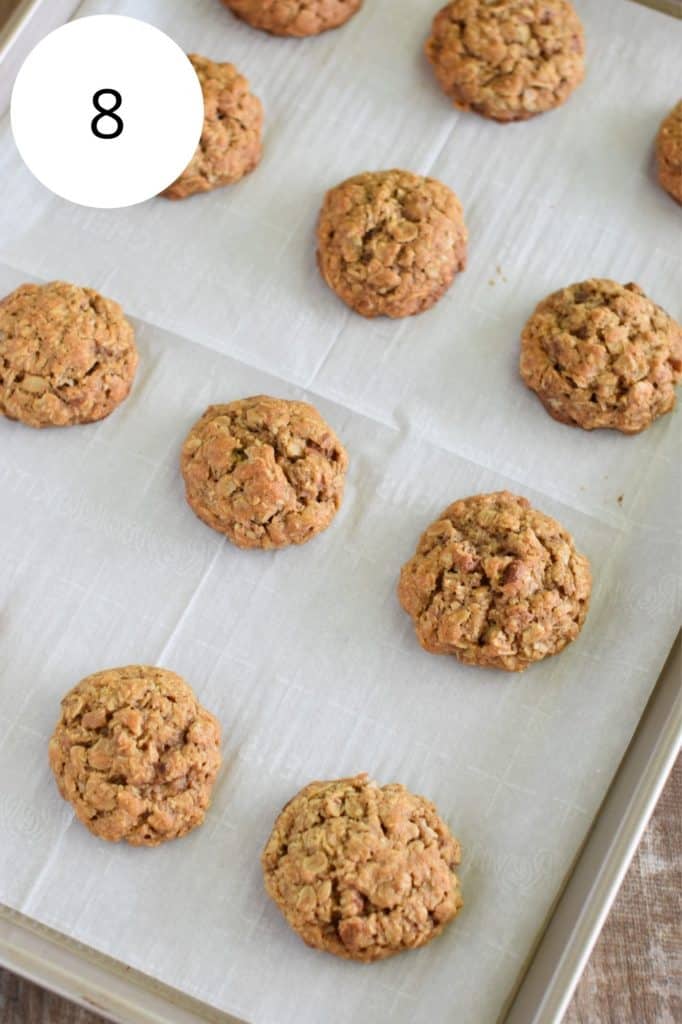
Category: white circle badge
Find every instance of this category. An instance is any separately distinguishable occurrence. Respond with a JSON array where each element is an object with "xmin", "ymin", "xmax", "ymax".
[{"xmin": 11, "ymin": 15, "xmax": 204, "ymax": 208}]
